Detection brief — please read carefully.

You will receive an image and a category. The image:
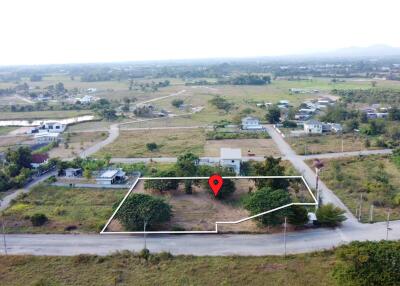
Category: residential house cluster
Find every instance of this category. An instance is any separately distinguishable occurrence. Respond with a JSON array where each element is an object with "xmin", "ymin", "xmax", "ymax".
[
  {"xmin": 295, "ymin": 97, "xmax": 336, "ymax": 121},
  {"xmin": 303, "ymin": 119, "xmax": 342, "ymax": 134},
  {"xmin": 361, "ymin": 105, "xmax": 389, "ymax": 119}
]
